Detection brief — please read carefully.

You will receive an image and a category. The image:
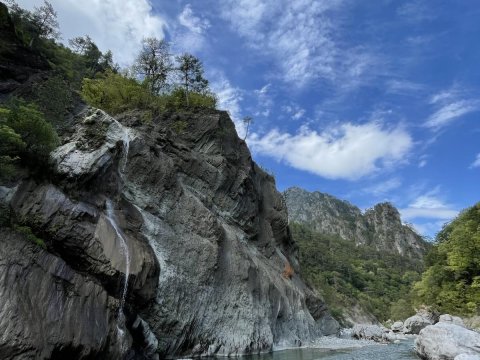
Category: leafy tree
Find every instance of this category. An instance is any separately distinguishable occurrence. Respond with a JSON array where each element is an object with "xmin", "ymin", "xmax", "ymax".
[
  {"xmin": 134, "ymin": 37, "xmax": 172, "ymax": 94},
  {"xmin": 291, "ymin": 222, "xmax": 423, "ymax": 323},
  {"xmin": 81, "ymin": 70, "xmax": 158, "ymax": 115},
  {"xmin": 1, "ymin": 100, "xmax": 59, "ymax": 164},
  {"xmin": 31, "ymin": 0, "xmax": 59, "ymax": 40},
  {"xmin": 413, "ymin": 203, "xmax": 480, "ymax": 316},
  {"xmin": 175, "ymin": 53, "xmax": 209, "ymax": 106}
]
